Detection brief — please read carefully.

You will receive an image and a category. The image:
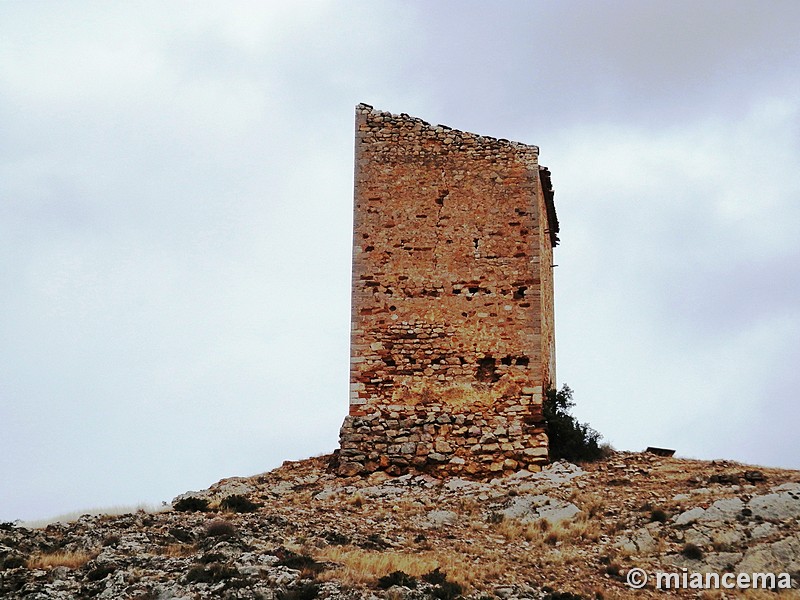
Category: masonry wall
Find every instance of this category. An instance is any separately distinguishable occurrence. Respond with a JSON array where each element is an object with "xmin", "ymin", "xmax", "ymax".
[{"xmin": 337, "ymin": 104, "xmax": 559, "ymax": 478}]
